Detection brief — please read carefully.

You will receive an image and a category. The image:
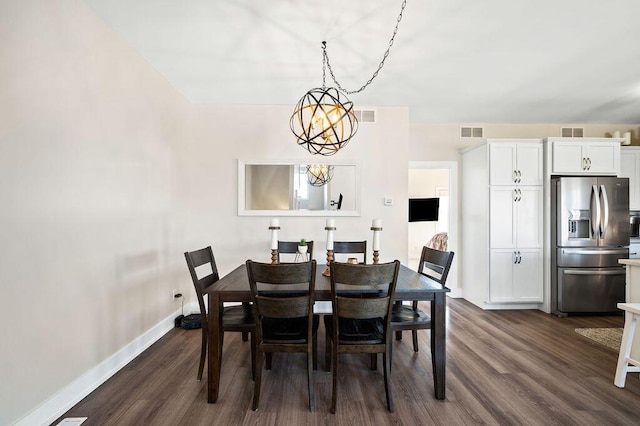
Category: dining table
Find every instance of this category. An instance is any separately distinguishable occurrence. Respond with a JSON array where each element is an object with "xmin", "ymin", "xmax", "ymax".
[{"xmin": 204, "ymin": 262, "xmax": 450, "ymax": 403}]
